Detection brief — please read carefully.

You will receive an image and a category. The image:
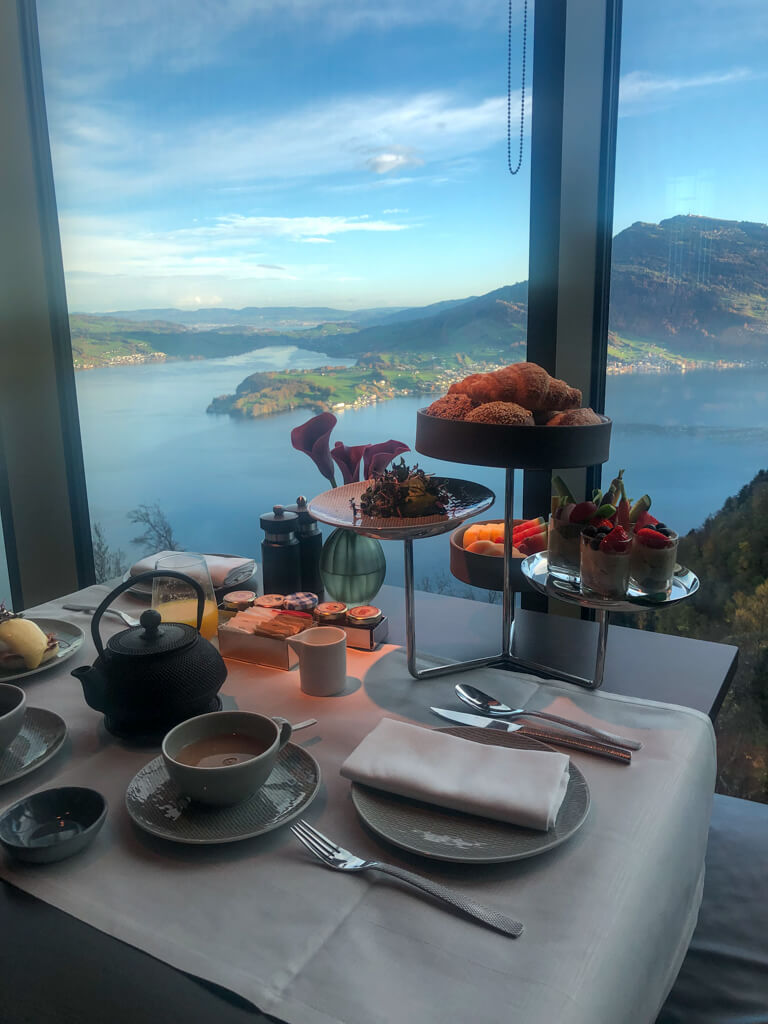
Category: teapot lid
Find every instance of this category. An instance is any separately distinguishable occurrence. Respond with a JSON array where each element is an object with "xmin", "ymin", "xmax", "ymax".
[{"xmin": 106, "ymin": 609, "xmax": 198, "ymax": 658}]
